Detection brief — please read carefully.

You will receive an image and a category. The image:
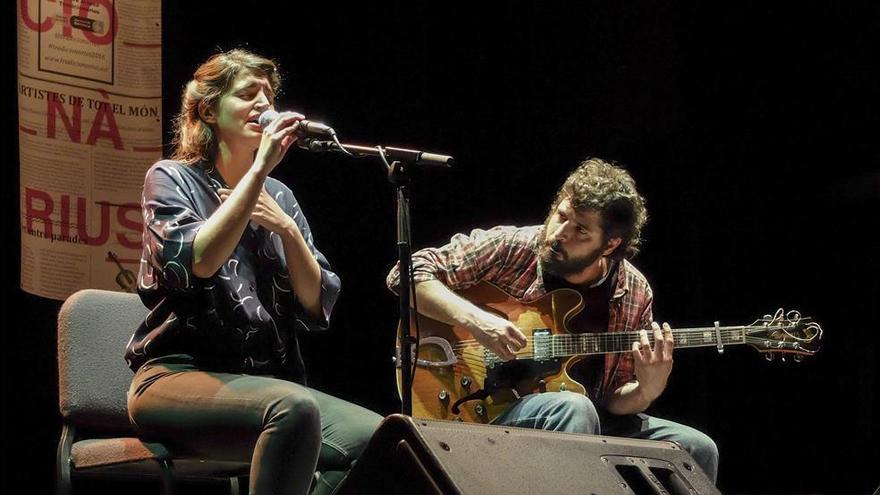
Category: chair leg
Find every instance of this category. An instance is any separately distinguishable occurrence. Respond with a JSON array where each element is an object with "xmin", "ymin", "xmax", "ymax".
[
  {"xmin": 56, "ymin": 424, "xmax": 75, "ymax": 495},
  {"xmin": 158, "ymin": 459, "xmax": 174, "ymax": 495}
]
